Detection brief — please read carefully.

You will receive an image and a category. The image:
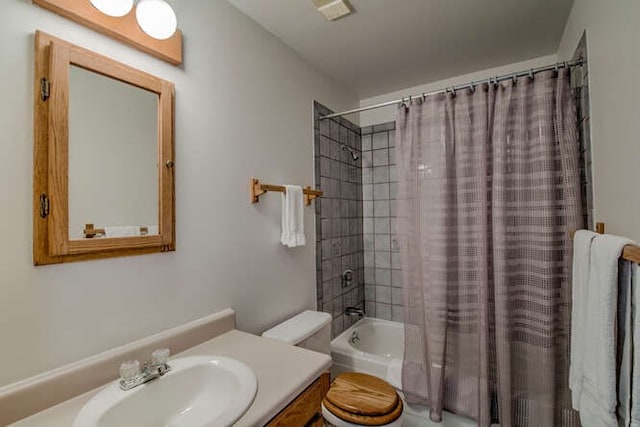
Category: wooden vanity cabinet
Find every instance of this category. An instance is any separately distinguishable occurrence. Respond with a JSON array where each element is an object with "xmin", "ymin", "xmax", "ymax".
[{"xmin": 265, "ymin": 372, "xmax": 330, "ymax": 427}]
